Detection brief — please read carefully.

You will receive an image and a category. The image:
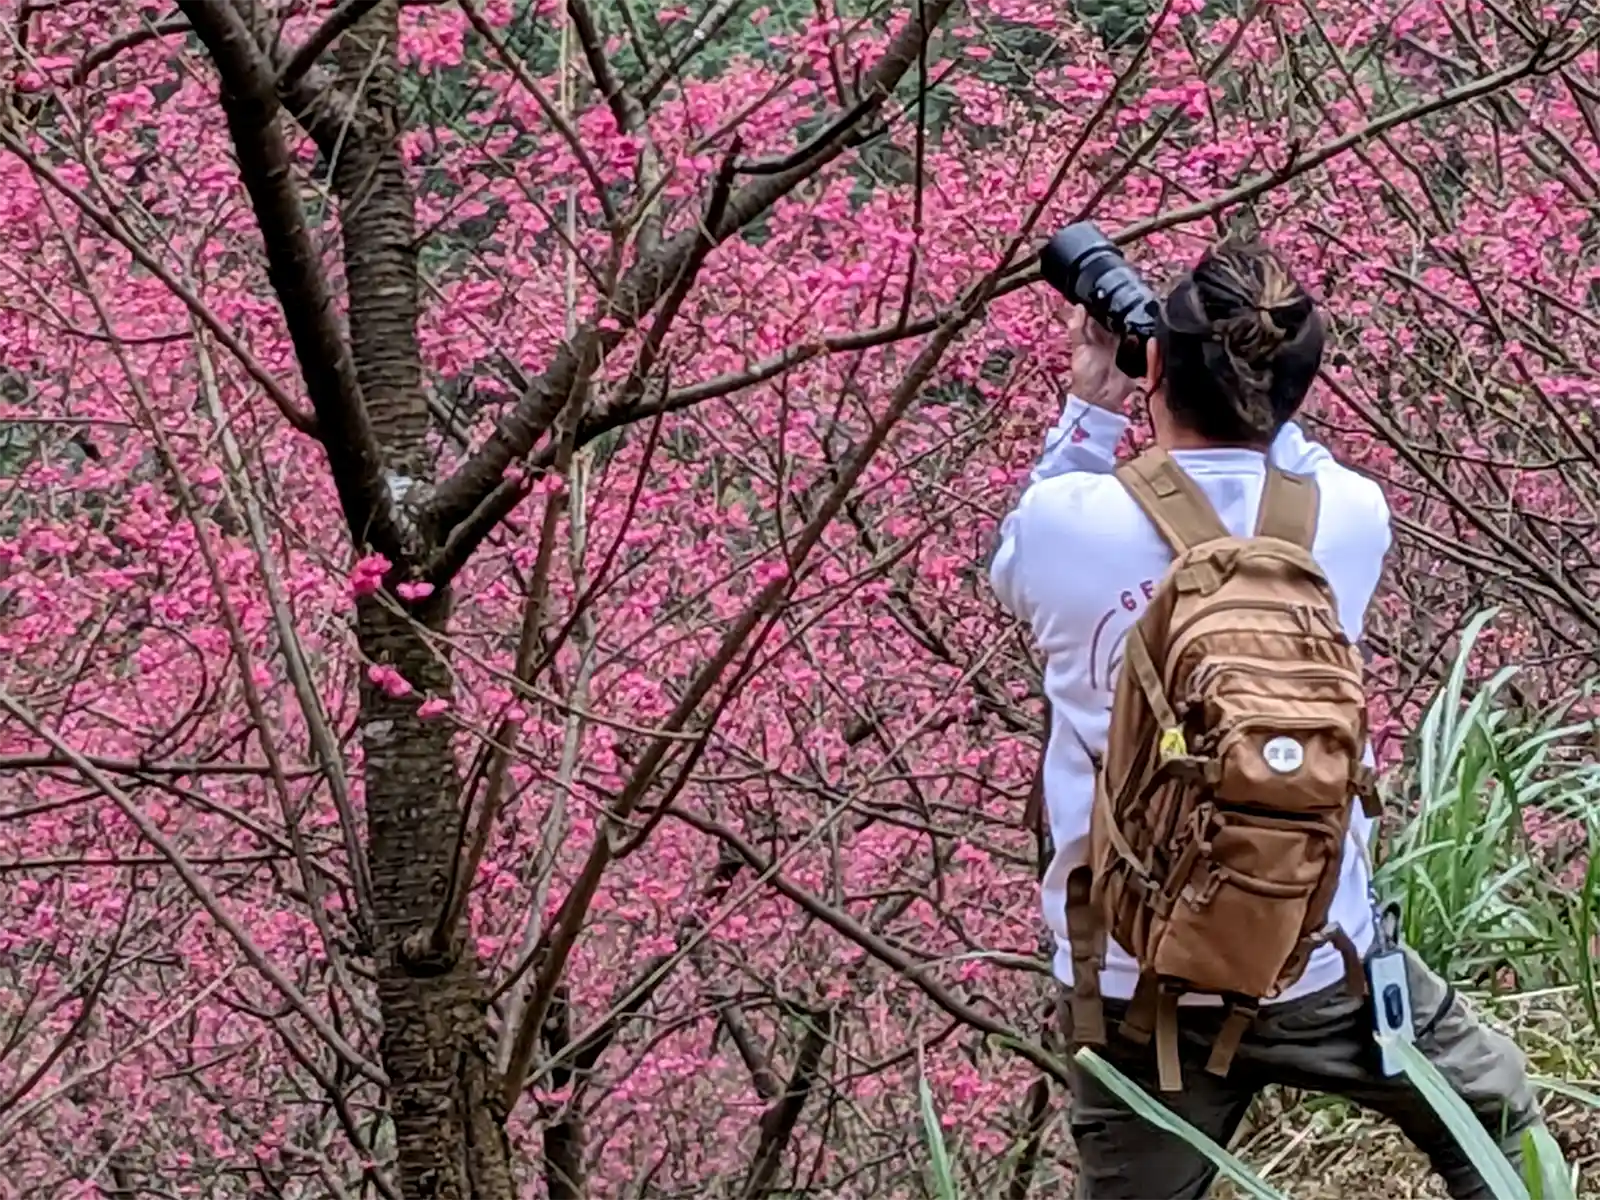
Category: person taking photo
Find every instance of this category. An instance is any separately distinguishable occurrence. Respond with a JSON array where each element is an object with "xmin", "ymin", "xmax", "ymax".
[{"xmin": 989, "ymin": 236, "xmax": 1544, "ymax": 1199}]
